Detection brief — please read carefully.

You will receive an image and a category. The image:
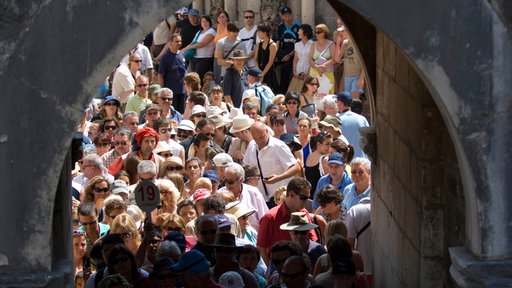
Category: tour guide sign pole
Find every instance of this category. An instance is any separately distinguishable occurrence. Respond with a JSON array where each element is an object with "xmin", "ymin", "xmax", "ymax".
[{"xmin": 134, "ymin": 180, "xmax": 160, "ymax": 223}]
